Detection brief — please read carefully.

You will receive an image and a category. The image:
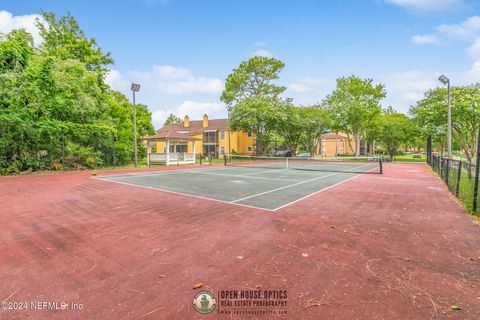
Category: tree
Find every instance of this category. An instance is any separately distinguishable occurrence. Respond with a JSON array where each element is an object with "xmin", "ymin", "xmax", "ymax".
[
  {"xmin": 163, "ymin": 114, "xmax": 182, "ymax": 127},
  {"xmin": 222, "ymin": 56, "xmax": 287, "ymax": 155},
  {"xmin": 0, "ymin": 29, "xmax": 34, "ymax": 72},
  {"xmin": 323, "ymin": 76, "xmax": 386, "ymax": 156},
  {"xmin": 229, "ymin": 96, "xmax": 286, "ymax": 155},
  {"xmin": 300, "ymin": 106, "xmax": 331, "ymax": 156},
  {"xmin": 0, "ymin": 12, "xmax": 155, "ymax": 174},
  {"xmin": 221, "ymin": 56, "xmax": 286, "ymax": 106},
  {"xmin": 276, "ymin": 105, "xmax": 304, "ymax": 155},
  {"xmin": 36, "ymin": 12, "xmax": 113, "ymax": 74},
  {"xmin": 378, "ymin": 113, "xmax": 414, "ymax": 160},
  {"xmin": 107, "ymin": 91, "xmax": 155, "ymax": 163},
  {"xmin": 410, "ymin": 85, "xmax": 480, "ymax": 163}
]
